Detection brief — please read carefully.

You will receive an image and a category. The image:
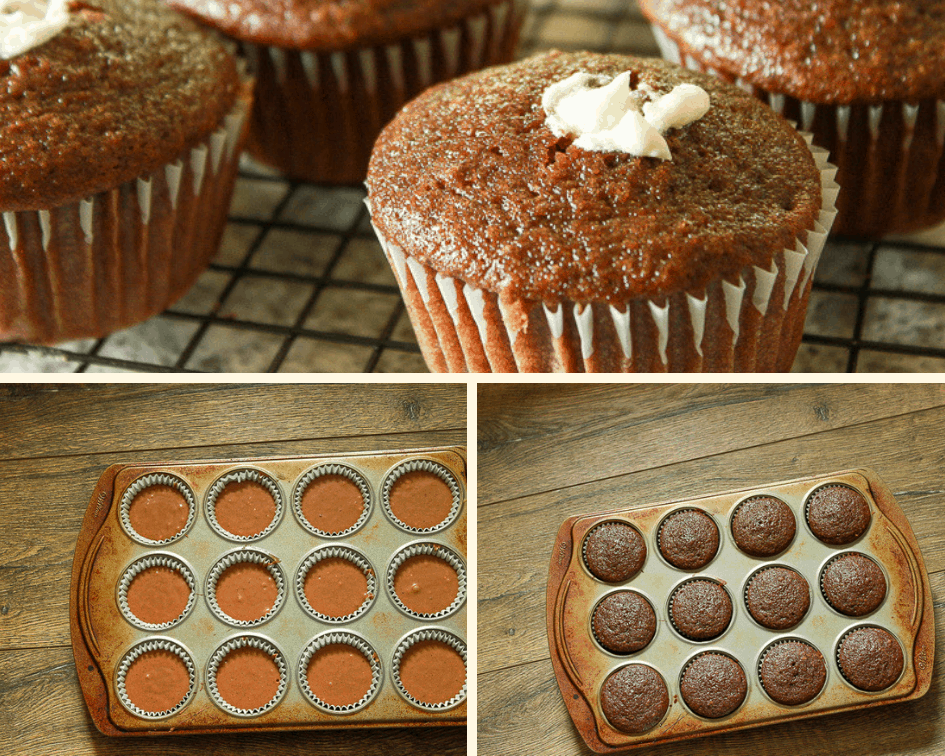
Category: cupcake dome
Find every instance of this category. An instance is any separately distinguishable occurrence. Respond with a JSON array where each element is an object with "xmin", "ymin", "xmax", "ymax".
[{"xmin": 367, "ymin": 50, "xmax": 835, "ymax": 373}]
